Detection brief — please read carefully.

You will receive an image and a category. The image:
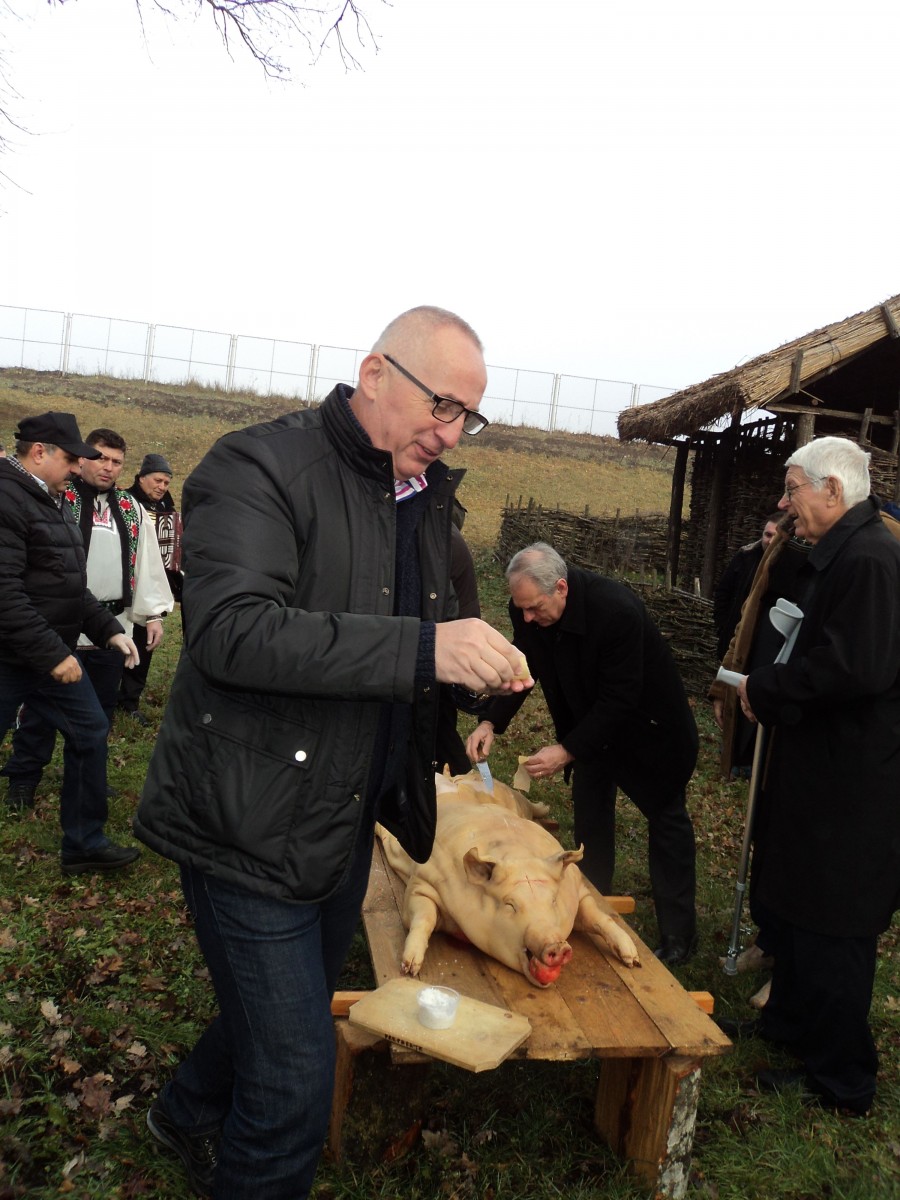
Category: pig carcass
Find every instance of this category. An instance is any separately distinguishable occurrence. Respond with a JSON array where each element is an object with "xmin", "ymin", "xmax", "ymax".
[{"xmin": 376, "ymin": 770, "xmax": 640, "ymax": 987}]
